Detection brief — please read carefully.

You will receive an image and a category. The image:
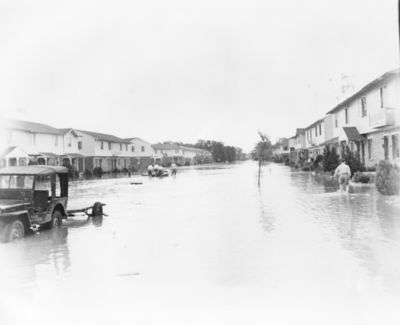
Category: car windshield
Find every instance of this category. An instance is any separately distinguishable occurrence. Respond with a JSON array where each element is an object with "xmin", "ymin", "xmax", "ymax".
[{"xmin": 0, "ymin": 175, "xmax": 34, "ymax": 189}]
